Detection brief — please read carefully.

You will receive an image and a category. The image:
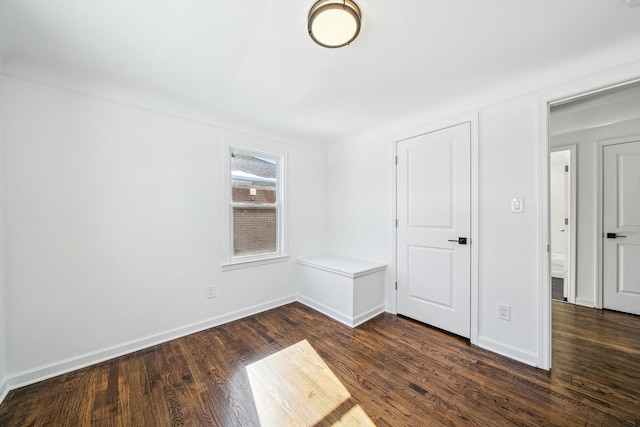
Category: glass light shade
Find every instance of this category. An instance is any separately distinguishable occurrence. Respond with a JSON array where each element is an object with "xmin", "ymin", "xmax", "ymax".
[{"xmin": 308, "ymin": 0, "xmax": 361, "ymax": 48}]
